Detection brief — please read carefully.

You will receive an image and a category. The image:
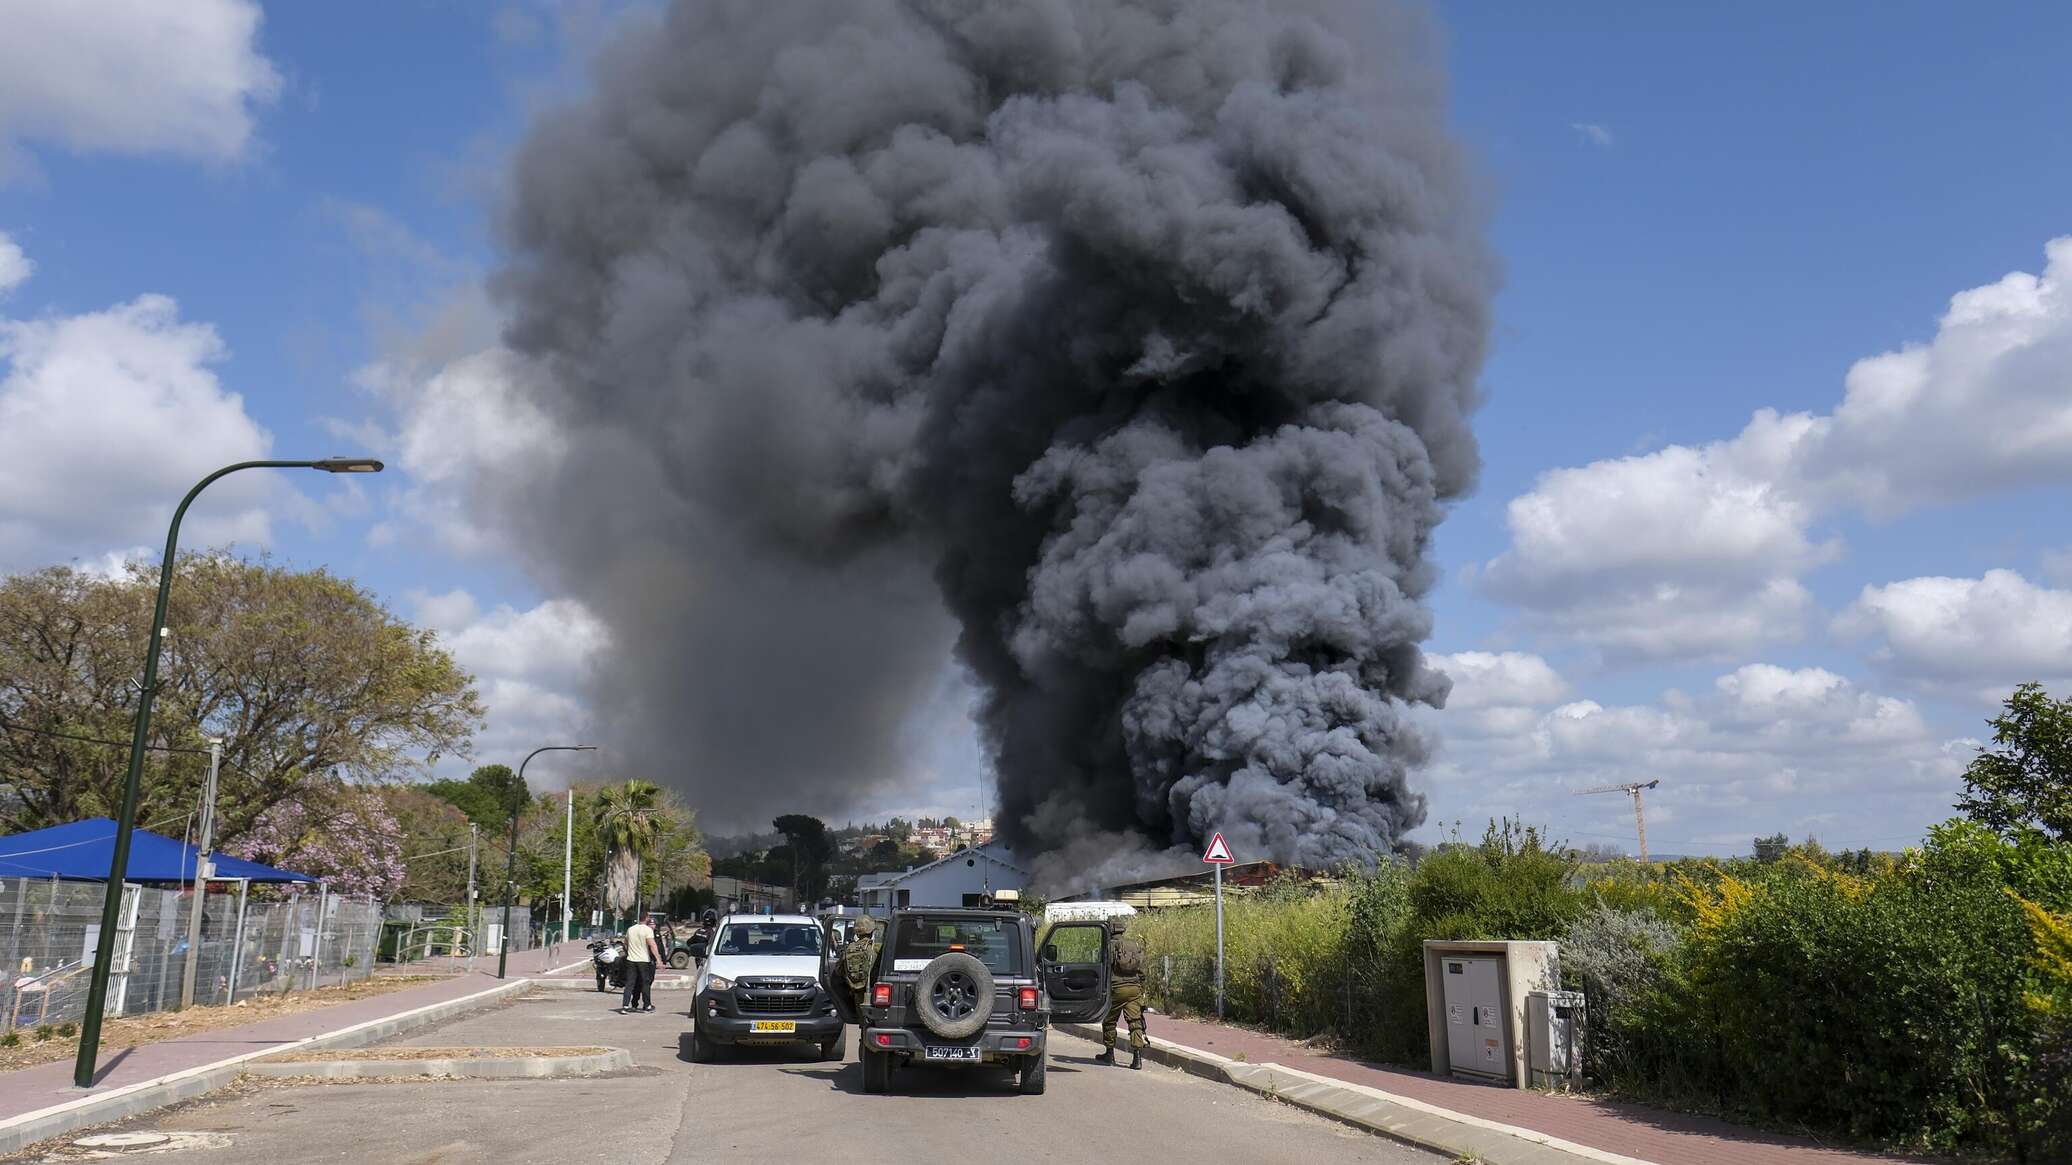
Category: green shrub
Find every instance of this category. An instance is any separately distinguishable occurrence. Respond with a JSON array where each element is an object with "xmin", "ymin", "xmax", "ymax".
[
  {"xmin": 1665, "ymin": 828, "xmax": 2051, "ymax": 1153},
  {"xmin": 1, "ymin": 1030, "xmax": 20, "ymax": 1048},
  {"xmin": 1560, "ymin": 903, "xmax": 1680, "ymax": 1088},
  {"xmin": 55, "ymin": 1021, "xmax": 76, "ymax": 1038}
]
